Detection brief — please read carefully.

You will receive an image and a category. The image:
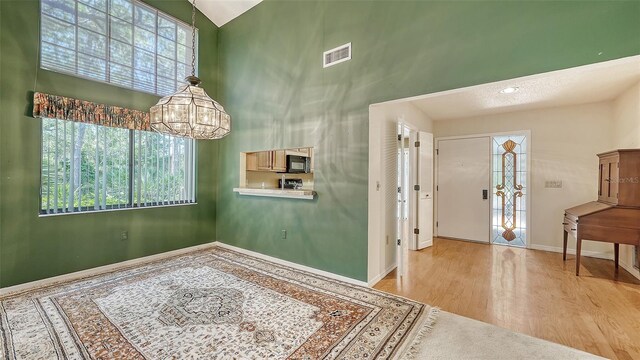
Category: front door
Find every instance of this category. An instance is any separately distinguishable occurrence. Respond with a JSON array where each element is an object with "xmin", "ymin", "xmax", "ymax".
[{"xmin": 437, "ymin": 137, "xmax": 491, "ymax": 243}]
